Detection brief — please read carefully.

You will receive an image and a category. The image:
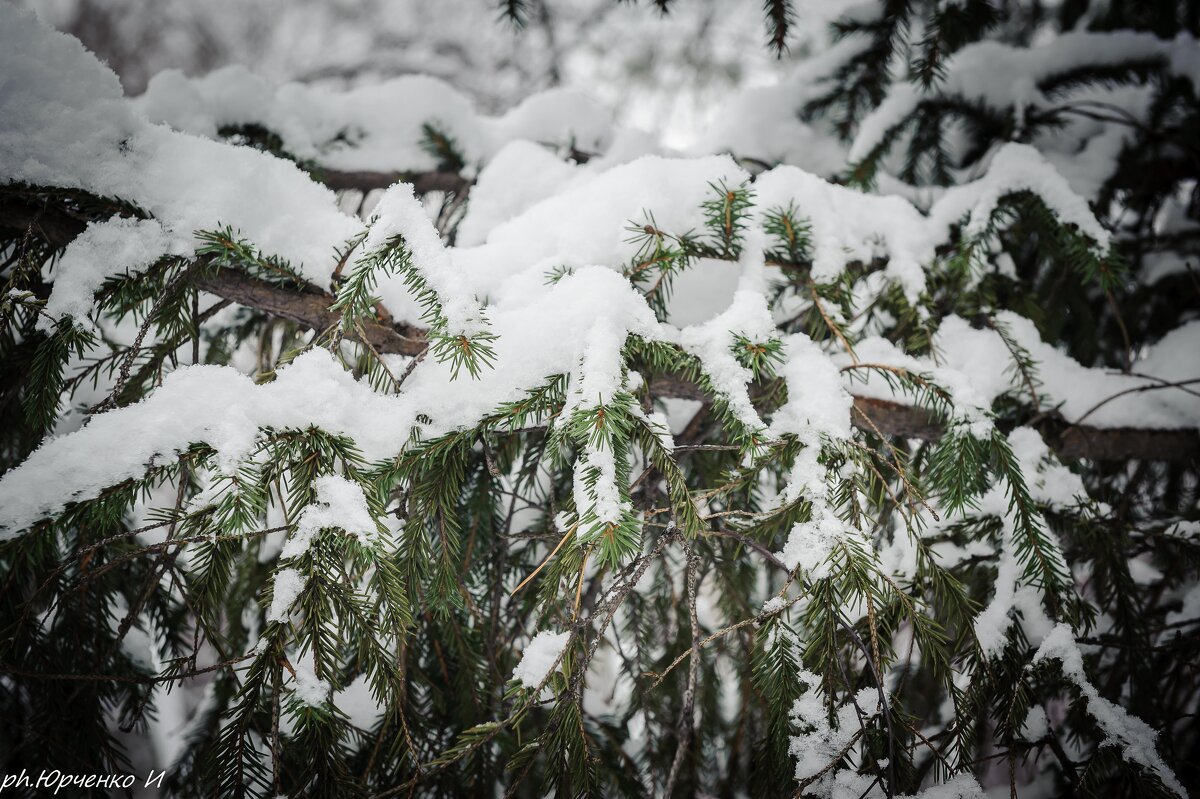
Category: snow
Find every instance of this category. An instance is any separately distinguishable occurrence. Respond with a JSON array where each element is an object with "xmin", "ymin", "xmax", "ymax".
[
  {"xmin": 124, "ymin": 125, "xmax": 361, "ymax": 288},
  {"xmin": 513, "ymin": 630, "xmax": 571, "ymax": 689},
  {"xmin": 900, "ymin": 776, "xmax": 985, "ymax": 799},
  {"xmin": 751, "ymin": 146, "xmax": 1111, "ymax": 311},
  {"xmin": 844, "ymin": 335, "xmax": 992, "ymax": 434},
  {"xmin": 755, "ymin": 166, "xmax": 934, "ymax": 301},
  {"xmin": 824, "ymin": 772, "xmax": 983, "ymax": 799},
  {"xmin": 769, "ymin": 333, "xmax": 854, "ymax": 442},
  {"xmin": 929, "ymin": 144, "xmax": 1111, "ymax": 253},
  {"xmin": 642, "ymin": 409, "xmax": 675, "ymax": 453},
  {"xmin": 971, "ymin": 541, "xmax": 1022, "ymax": 658},
  {"xmin": 362, "ymin": 182, "xmax": 485, "ymax": 336},
  {"xmin": 393, "ymin": 264, "xmax": 667, "ymax": 442},
  {"xmin": 0, "ymin": 350, "xmax": 409, "ymax": 535},
  {"xmin": 335, "ymin": 673, "xmax": 385, "ymax": 731},
  {"xmin": 0, "ymin": 266, "xmax": 672, "ymax": 534},
  {"xmin": 457, "ymin": 140, "xmax": 581, "ymax": 247},
  {"xmin": 968, "ymin": 315, "xmax": 1200, "ymax": 429},
  {"xmin": 3, "ymin": 5, "xmax": 1199, "ymax": 795},
  {"xmin": 136, "ymin": 67, "xmax": 612, "ymax": 175},
  {"xmin": 761, "ymin": 596, "xmax": 788, "ymax": 614},
  {"xmin": 843, "ymin": 313, "xmax": 1200, "ymax": 431},
  {"xmin": 694, "ymin": 33, "xmax": 870, "ymax": 175},
  {"xmin": 1165, "ymin": 584, "xmax": 1200, "ymax": 629},
  {"xmin": 850, "ymin": 83, "xmax": 921, "ymax": 165},
  {"xmin": 789, "ymin": 669, "xmax": 879, "ymax": 790},
  {"xmin": 971, "ymin": 427, "xmax": 1072, "ymax": 658},
  {"xmin": 779, "ymin": 511, "xmax": 845, "ymax": 577},
  {"xmin": 1005, "ymin": 427, "xmax": 1087, "ymax": 509},
  {"xmin": 1033, "ymin": 624, "xmax": 1186, "ymax": 797},
  {"xmin": 850, "ymin": 30, "xmax": 1200, "ymax": 165},
  {"xmin": 574, "ymin": 438, "xmax": 630, "ymax": 528},
  {"xmin": 661, "ymin": 257, "xmax": 744, "ymax": 326},
  {"xmin": 679, "ymin": 294, "xmax": 773, "ymax": 435},
  {"xmin": 1021, "ymin": 705, "xmax": 1049, "ymax": 741},
  {"xmin": 282, "ymin": 475, "xmax": 379, "ymax": 559},
  {"xmin": 450, "ymin": 154, "xmax": 747, "ymax": 302},
  {"xmin": 564, "ymin": 315, "xmax": 641, "ymax": 531},
  {"xmin": 268, "ymin": 567, "xmax": 304, "ymax": 623},
  {"xmin": 768, "ymin": 331, "xmax": 862, "ymax": 576},
  {"xmin": 0, "ymin": 4, "xmax": 139, "ymax": 192},
  {"xmin": 490, "ymin": 87, "xmax": 612, "ymax": 157},
  {"xmin": 42, "ymin": 218, "xmax": 181, "ymax": 329},
  {"xmin": 1042, "ymin": 85, "xmax": 1152, "ymax": 202},
  {"xmin": 2, "ymin": 4, "xmax": 1195, "ymax": 603},
  {"xmin": 568, "ymin": 317, "xmax": 630, "ymax": 414},
  {"xmin": 1, "ymin": 3, "xmax": 361, "ymax": 292},
  {"xmin": 672, "ymin": 224, "xmax": 774, "ymax": 436},
  {"xmin": 289, "ymin": 658, "xmax": 331, "ymax": 707}
]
